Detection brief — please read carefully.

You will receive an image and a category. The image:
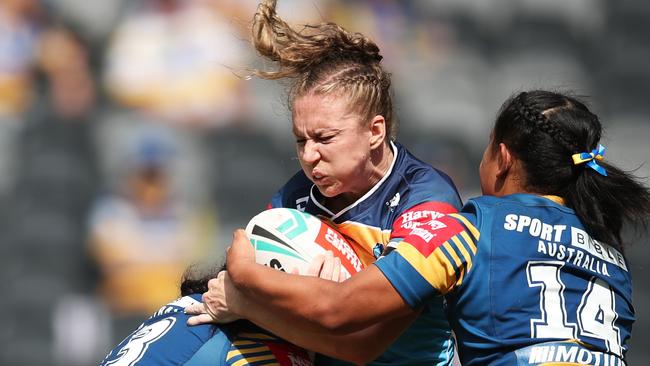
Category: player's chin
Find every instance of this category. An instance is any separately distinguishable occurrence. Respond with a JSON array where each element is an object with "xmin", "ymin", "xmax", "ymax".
[{"xmin": 316, "ymin": 184, "xmax": 341, "ymax": 198}]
